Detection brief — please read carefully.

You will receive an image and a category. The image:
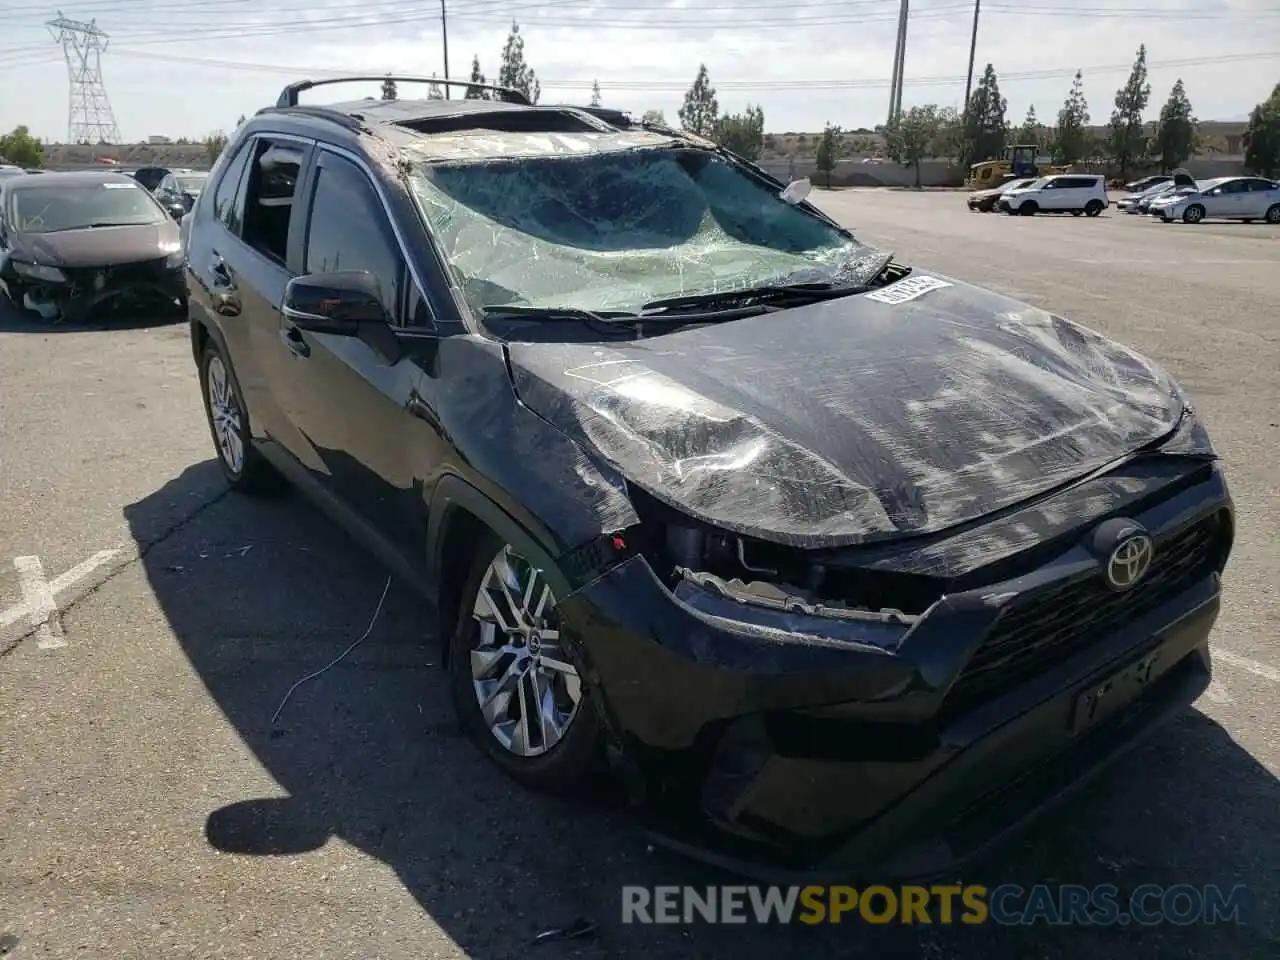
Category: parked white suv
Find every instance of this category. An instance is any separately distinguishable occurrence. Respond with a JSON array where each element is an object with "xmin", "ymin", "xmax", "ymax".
[{"xmin": 1000, "ymin": 174, "xmax": 1109, "ymax": 217}]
